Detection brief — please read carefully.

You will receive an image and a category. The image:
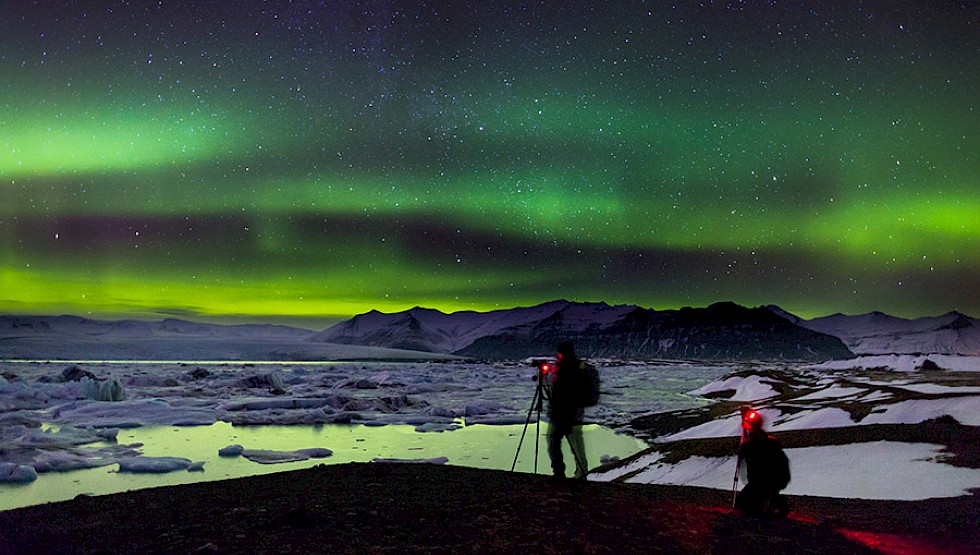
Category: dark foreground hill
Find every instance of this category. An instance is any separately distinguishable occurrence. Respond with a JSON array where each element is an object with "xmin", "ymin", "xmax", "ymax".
[{"xmin": 1, "ymin": 463, "xmax": 975, "ymax": 554}]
